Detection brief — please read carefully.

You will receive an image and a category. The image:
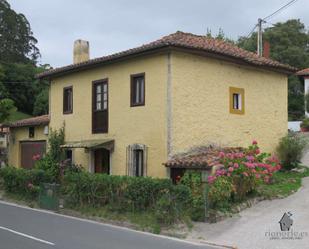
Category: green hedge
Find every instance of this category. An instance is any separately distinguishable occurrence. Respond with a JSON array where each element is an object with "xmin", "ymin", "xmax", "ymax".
[
  {"xmin": 0, "ymin": 167, "xmax": 53, "ymax": 199},
  {"xmin": 62, "ymin": 172, "xmax": 192, "ymax": 224}
]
